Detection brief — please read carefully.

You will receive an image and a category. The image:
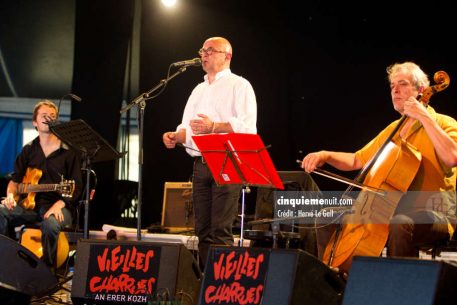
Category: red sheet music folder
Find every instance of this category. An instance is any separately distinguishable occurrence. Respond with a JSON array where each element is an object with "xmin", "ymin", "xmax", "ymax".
[{"xmin": 192, "ymin": 133, "xmax": 284, "ymax": 190}]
